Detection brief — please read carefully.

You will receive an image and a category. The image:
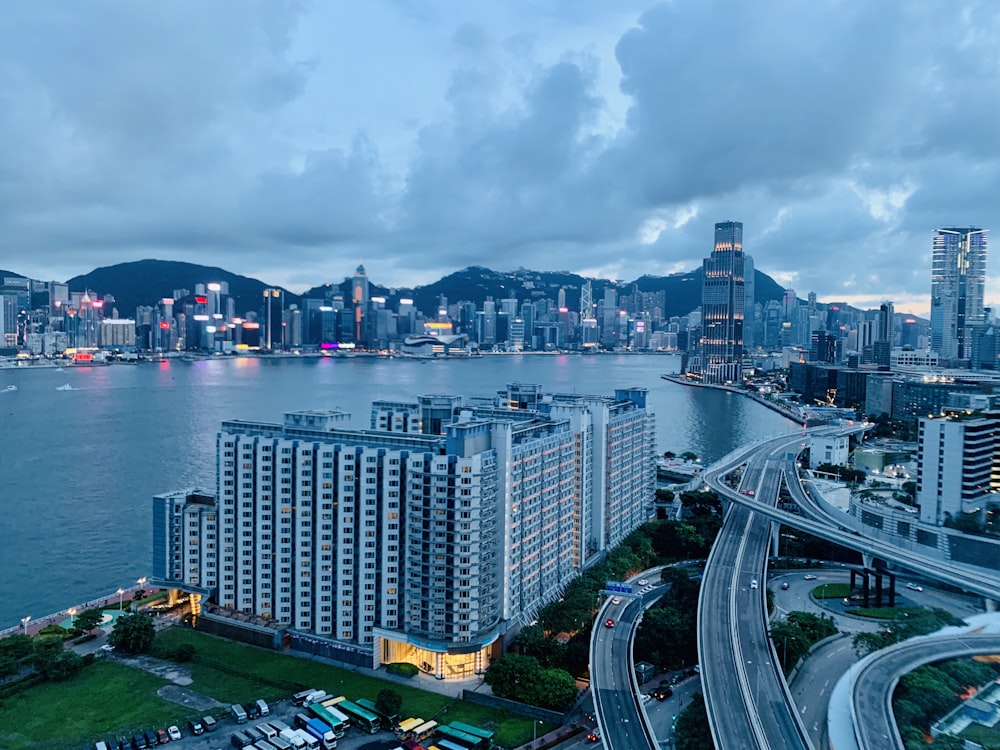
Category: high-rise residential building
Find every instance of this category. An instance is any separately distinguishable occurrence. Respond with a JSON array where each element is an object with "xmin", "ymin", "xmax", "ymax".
[
  {"xmin": 931, "ymin": 228, "xmax": 988, "ymax": 361},
  {"xmin": 700, "ymin": 221, "xmax": 745, "ymax": 382},
  {"xmin": 151, "ymin": 384, "xmax": 654, "ymax": 679},
  {"xmin": 917, "ymin": 411, "xmax": 1000, "ymax": 525}
]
